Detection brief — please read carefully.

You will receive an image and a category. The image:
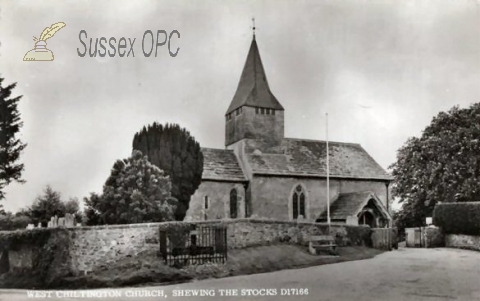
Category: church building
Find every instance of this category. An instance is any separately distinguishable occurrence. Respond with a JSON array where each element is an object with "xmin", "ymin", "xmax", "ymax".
[{"xmin": 185, "ymin": 33, "xmax": 393, "ymax": 227}]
